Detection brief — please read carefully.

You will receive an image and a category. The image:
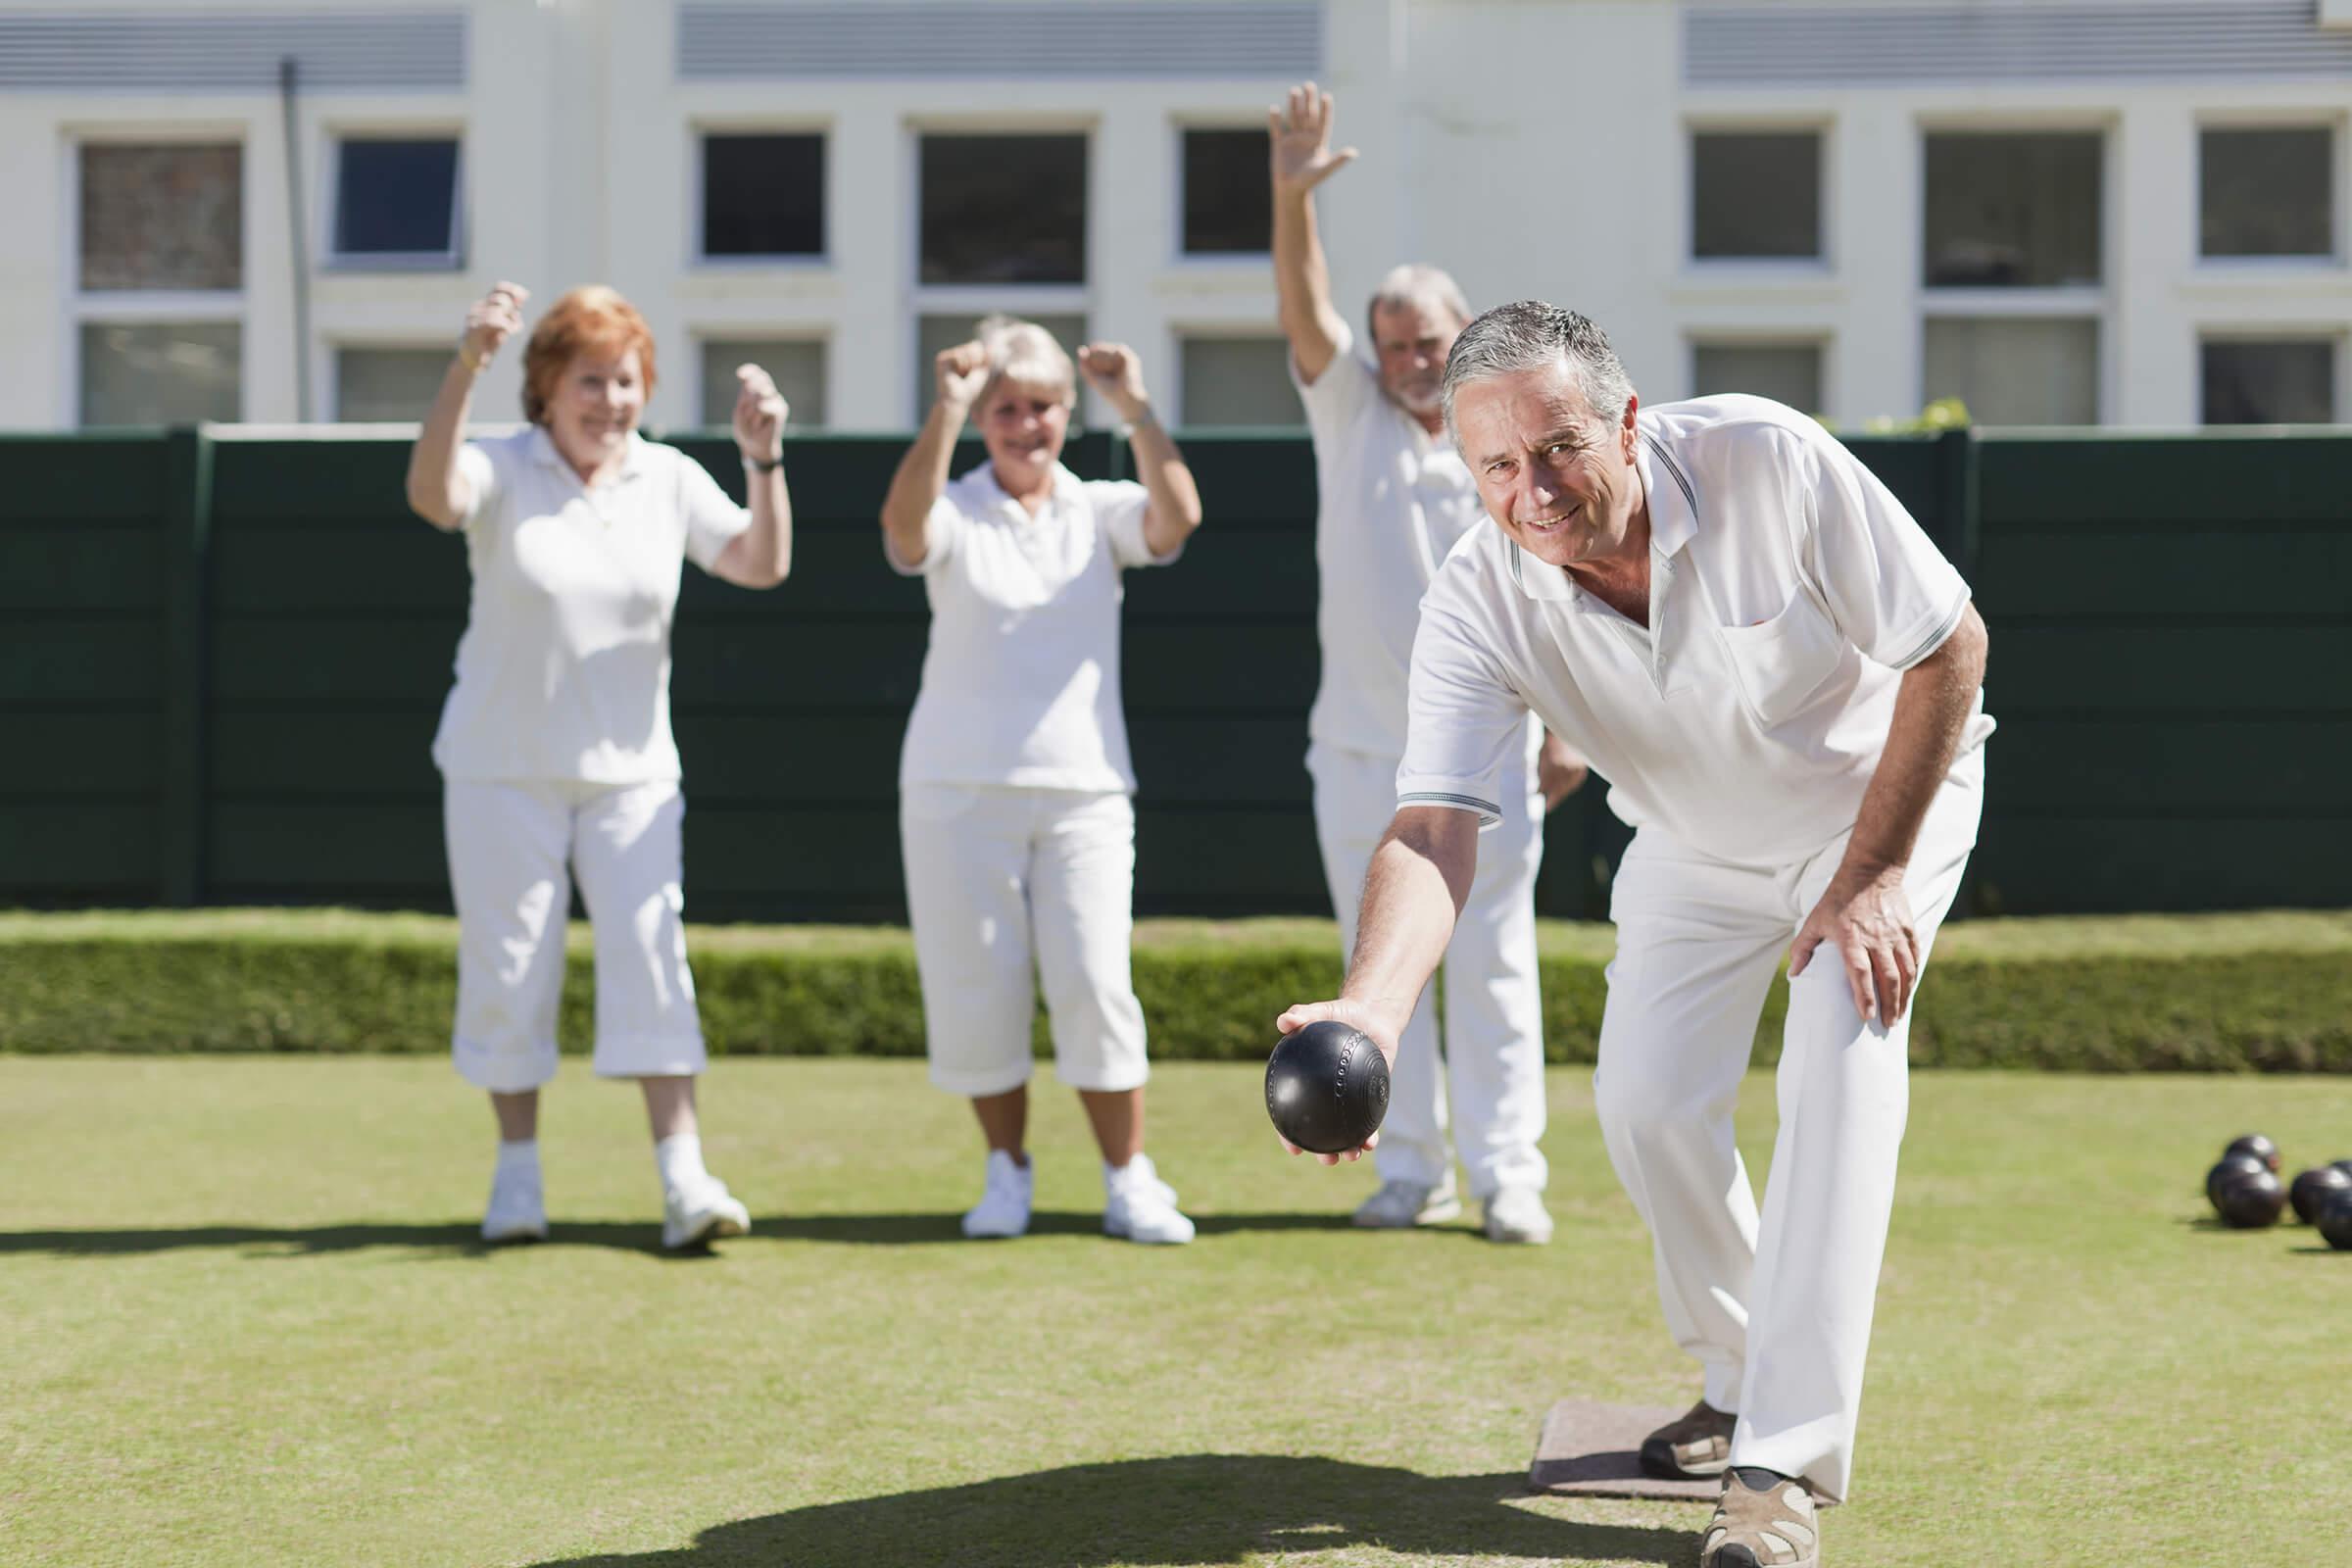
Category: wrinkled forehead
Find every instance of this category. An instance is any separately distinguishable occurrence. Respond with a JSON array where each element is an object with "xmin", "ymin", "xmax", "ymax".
[
  {"xmin": 1453, "ymin": 359, "xmax": 1603, "ymax": 455},
  {"xmin": 1370, "ymin": 298, "xmax": 1465, "ymax": 345}
]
